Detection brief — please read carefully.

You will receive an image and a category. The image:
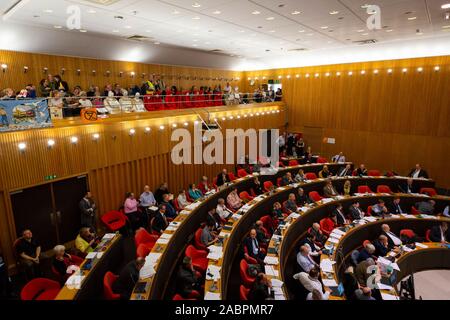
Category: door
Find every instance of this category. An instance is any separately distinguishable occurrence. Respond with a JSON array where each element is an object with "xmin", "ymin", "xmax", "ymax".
[
  {"xmin": 10, "ymin": 184, "xmax": 57, "ymax": 251},
  {"xmin": 52, "ymin": 175, "xmax": 88, "ymax": 244}
]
